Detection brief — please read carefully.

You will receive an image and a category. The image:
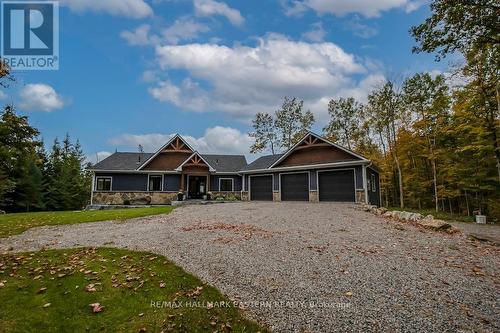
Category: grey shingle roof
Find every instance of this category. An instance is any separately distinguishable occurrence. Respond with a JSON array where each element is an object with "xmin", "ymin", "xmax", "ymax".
[
  {"xmin": 241, "ymin": 154, "xmax": 283, "ymax": 171},
  {"xmin": 201, "ymin": 154, "xmax": 247, "ymax": 173},
  {"xmin": 92, "ymin": 152, "xmax": 247, "ymax": 172},
  {"xmin": 92, "ymin": 152, "xmax": 154, "ymax": 170}
]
